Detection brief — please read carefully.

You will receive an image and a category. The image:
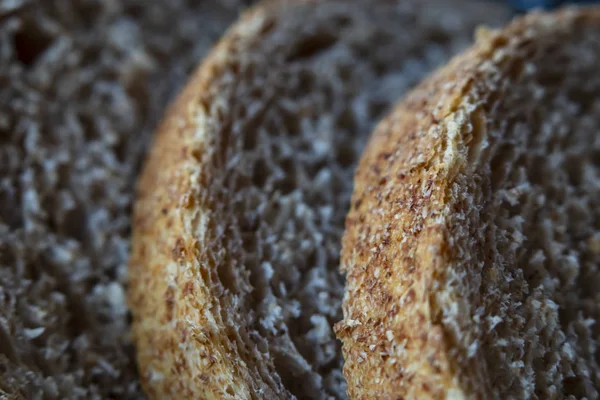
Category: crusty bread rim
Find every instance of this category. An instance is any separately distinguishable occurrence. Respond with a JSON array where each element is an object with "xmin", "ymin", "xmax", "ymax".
[
  {"xmin": 128, "ymin": 3, "xmax": 296, "ymax": 398},
  {"xmin": 336, "ymin": 6, "xmax": 600, "ymax": 400}
]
